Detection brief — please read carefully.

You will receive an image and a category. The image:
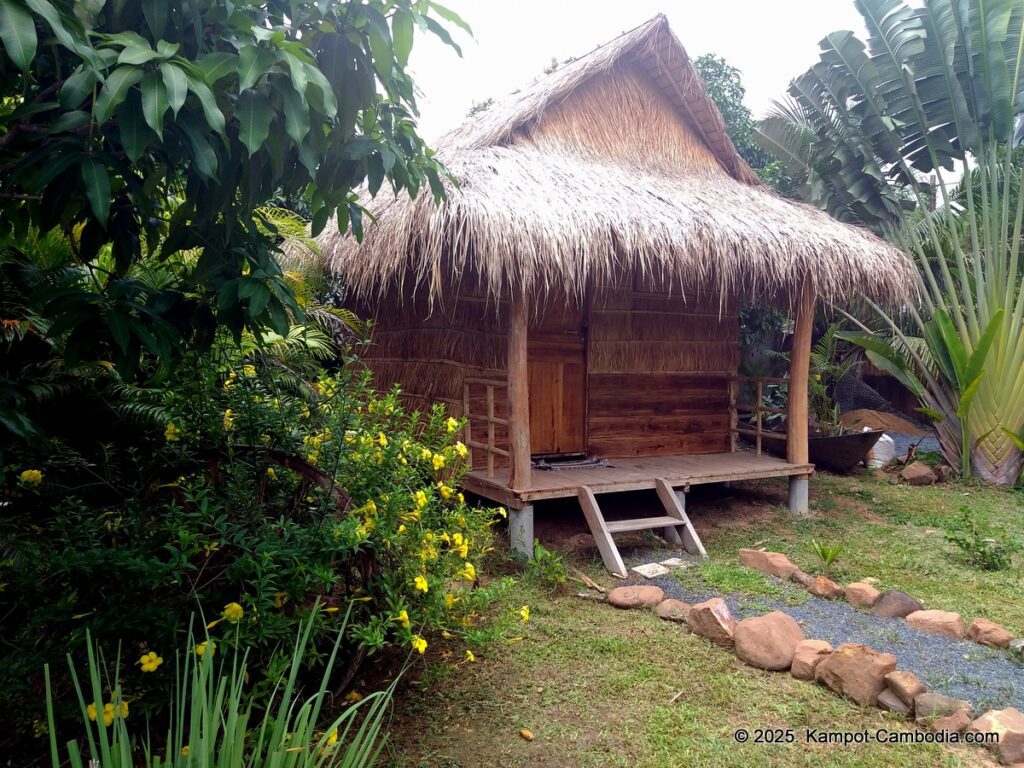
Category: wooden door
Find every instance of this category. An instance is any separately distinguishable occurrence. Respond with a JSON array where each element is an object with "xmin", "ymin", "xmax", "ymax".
[{"xmin": 527, "ymin": 306, "xmax": 586, "ymax": 457}]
